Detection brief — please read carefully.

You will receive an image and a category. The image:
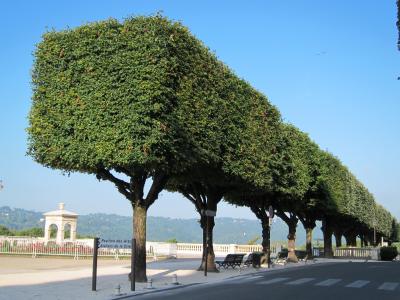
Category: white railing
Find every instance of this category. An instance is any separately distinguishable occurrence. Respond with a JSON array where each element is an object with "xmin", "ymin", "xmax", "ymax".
[
  {"xmin": 312, "ymin": 247, "xmax": 380, "ymax": 260},
  {"xmin": 0, "ymin": 237, "xmax": 152, "ymax": 259},
  {"xmin": 0, "ymin": 236, "xmax": 281, "ymax": 259},
  {"xmin": 176, "ymin": 243, "xmax": 280, "ymax": 257},
  {"xmin": 334, "ymin": 247, "xmax": 379, "ymax": 260}
]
